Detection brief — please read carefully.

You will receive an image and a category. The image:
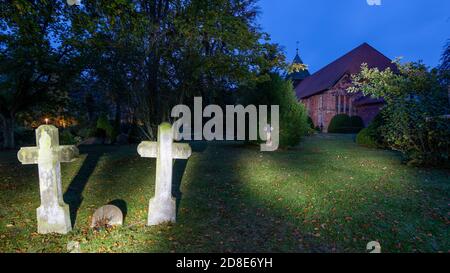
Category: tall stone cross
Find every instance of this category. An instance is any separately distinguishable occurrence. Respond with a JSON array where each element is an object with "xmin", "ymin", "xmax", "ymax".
[
  {"xmin": 17, "ymin": 125, "xmax": 79, "ymax": 234},
  {"xmin": 138, "ymin": 123, "xmax": 192, "ymax": 226}
]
